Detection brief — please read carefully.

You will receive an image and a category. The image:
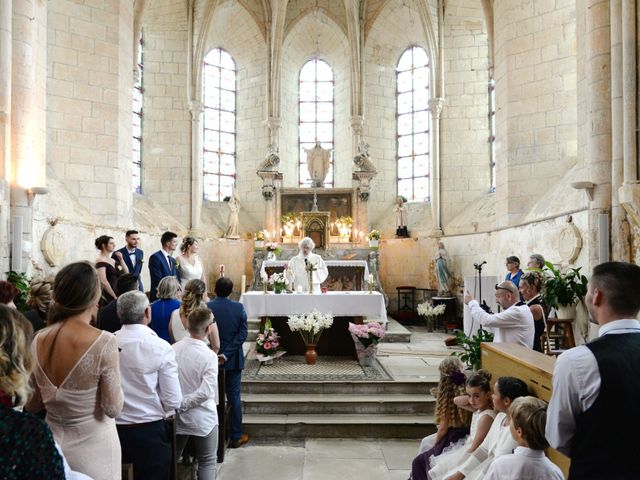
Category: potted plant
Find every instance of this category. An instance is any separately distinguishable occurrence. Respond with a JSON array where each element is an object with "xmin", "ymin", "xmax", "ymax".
[
  {"xmin": 5, "ymin": 271, "xmax": 30, "ymax": 312},
  {"xmin": 367, "ymin": 229, "xmax": 380, "ymax": 248},
  {"xmin": 348, "ymin": 321, "xmax": 386, "ymax": 366},
  {"xmin": 451, "ymin": 328, "xmax": 494, "ymax": 371},
  {"xmin": 542, "ymin": 261, "xmax": 588, "ymax": 319},
  {"xmin": 254, "ymin": 230, "xmax": 265, "ymax": 248},
  {"xmin": 287, "ymin": 310, "xmax": 334, "ymax": 364},
  {"xmin": 417, "ymin": 301, "xmax": 446, "ymax": 332}
]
